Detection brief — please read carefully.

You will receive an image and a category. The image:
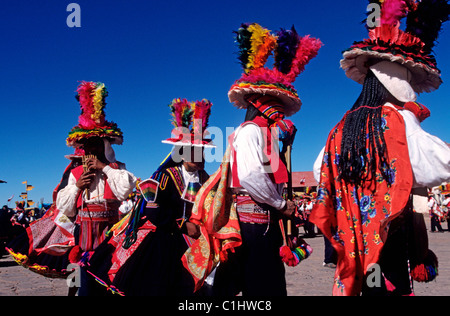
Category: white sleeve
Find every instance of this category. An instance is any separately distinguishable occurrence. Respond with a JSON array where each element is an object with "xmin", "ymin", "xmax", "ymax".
[
  {"xmin": 103, "ymin": 163, "xmax": 137, "ymax": 201},
  {"xmin": 56, "ymin": 173, "xmax": 80, "ymax": 218},
  {"xmin": 234, "ymin": 124, "xmax": 286, "ymax": 210},
  {"xmin": 399, "ymin": 109, "xmax": 450, "ymax": 188},
  {"xmin": 313, "ymin": 147, "xmax": 325, "ymax": 183}
]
